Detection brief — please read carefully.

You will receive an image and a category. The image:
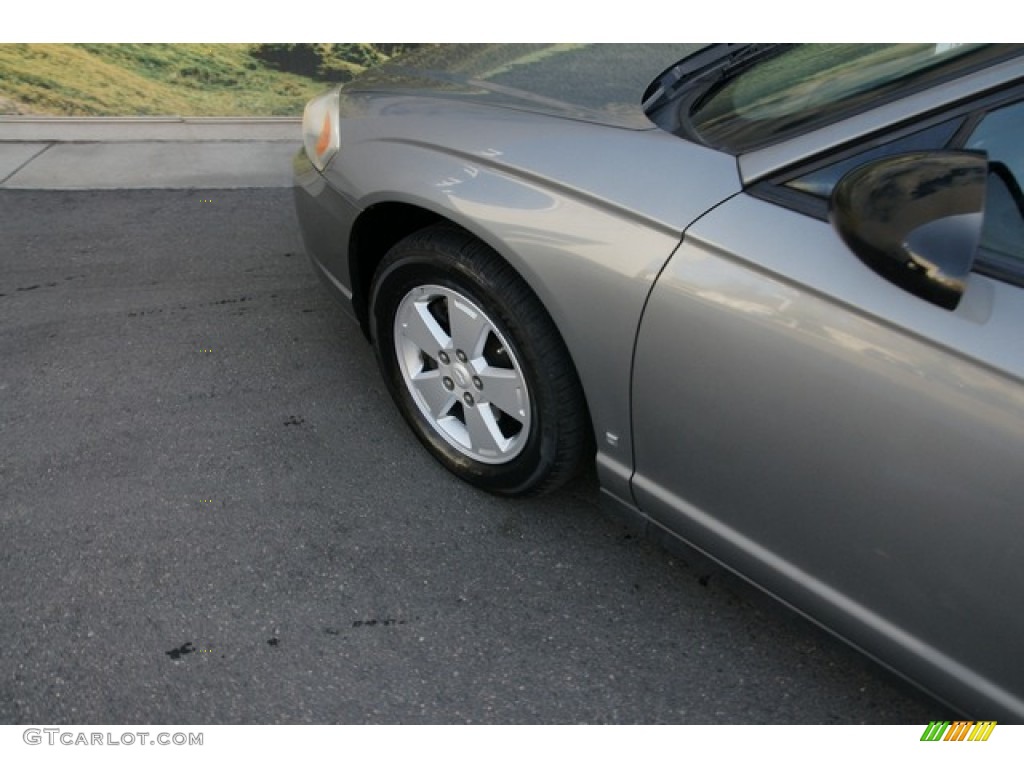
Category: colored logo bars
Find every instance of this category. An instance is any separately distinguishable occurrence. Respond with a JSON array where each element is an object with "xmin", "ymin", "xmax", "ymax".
[{"xmin": 920, "ymin": 721, "xmax": 997, "ymax": 742}]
